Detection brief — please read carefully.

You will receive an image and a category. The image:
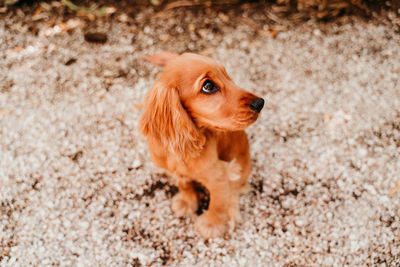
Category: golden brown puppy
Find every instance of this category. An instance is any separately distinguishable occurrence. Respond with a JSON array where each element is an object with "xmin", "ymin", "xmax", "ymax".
[{"xmin": 140, "ymin": 52, "xmax": 264, "ymax": 238}]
